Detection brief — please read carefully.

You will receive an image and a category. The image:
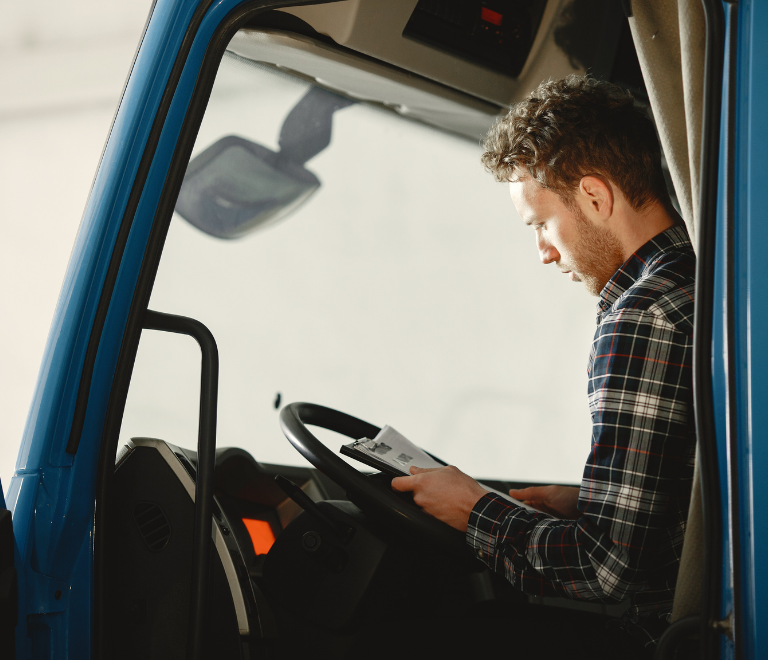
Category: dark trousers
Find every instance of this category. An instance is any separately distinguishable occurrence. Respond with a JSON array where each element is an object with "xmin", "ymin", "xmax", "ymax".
[{"xmin": 347, "ymin": 604, "xmax": 656, "ymax": 660}]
